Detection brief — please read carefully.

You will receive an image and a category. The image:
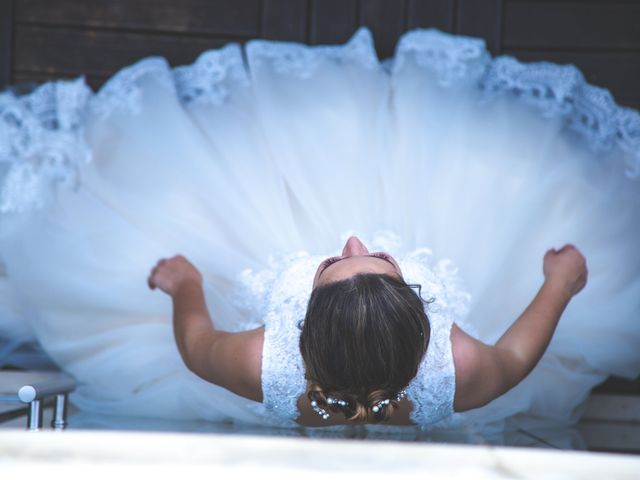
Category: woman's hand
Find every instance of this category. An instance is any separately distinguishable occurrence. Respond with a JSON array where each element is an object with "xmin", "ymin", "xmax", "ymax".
[
  {"xmin": 147, "ymin": 255, "xmax": 202, "ymax": 297},
  {"xmin": 543, "ymin": 244, "xmax": 588, "ymax": 298}
]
